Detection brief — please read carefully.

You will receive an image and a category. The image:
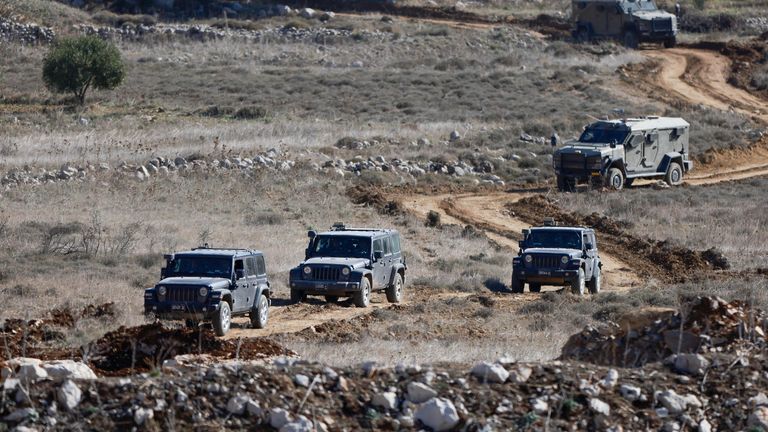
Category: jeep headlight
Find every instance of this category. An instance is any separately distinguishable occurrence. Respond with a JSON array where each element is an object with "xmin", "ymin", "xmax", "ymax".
[
  {"xmin": 303, "ymin": 266, "xmax": 312, "ymax": 275},
  {"xmin": 198, "ymin": 287, "xmax": 209, "ymax": 297},
  {"xmin": 157, "ymin": 286, "xmax": 167, "ymax": 296},
  {"xmin": 561, "ymin": 256, "xmax": 569, "ymax": 264},
  {"xmin": 524, "ymin": 255, "xmax": 533, "ymax": 263},
  {"xmin": 342, "ymin": 267, "xmax": 351, "ymax": 276}
]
